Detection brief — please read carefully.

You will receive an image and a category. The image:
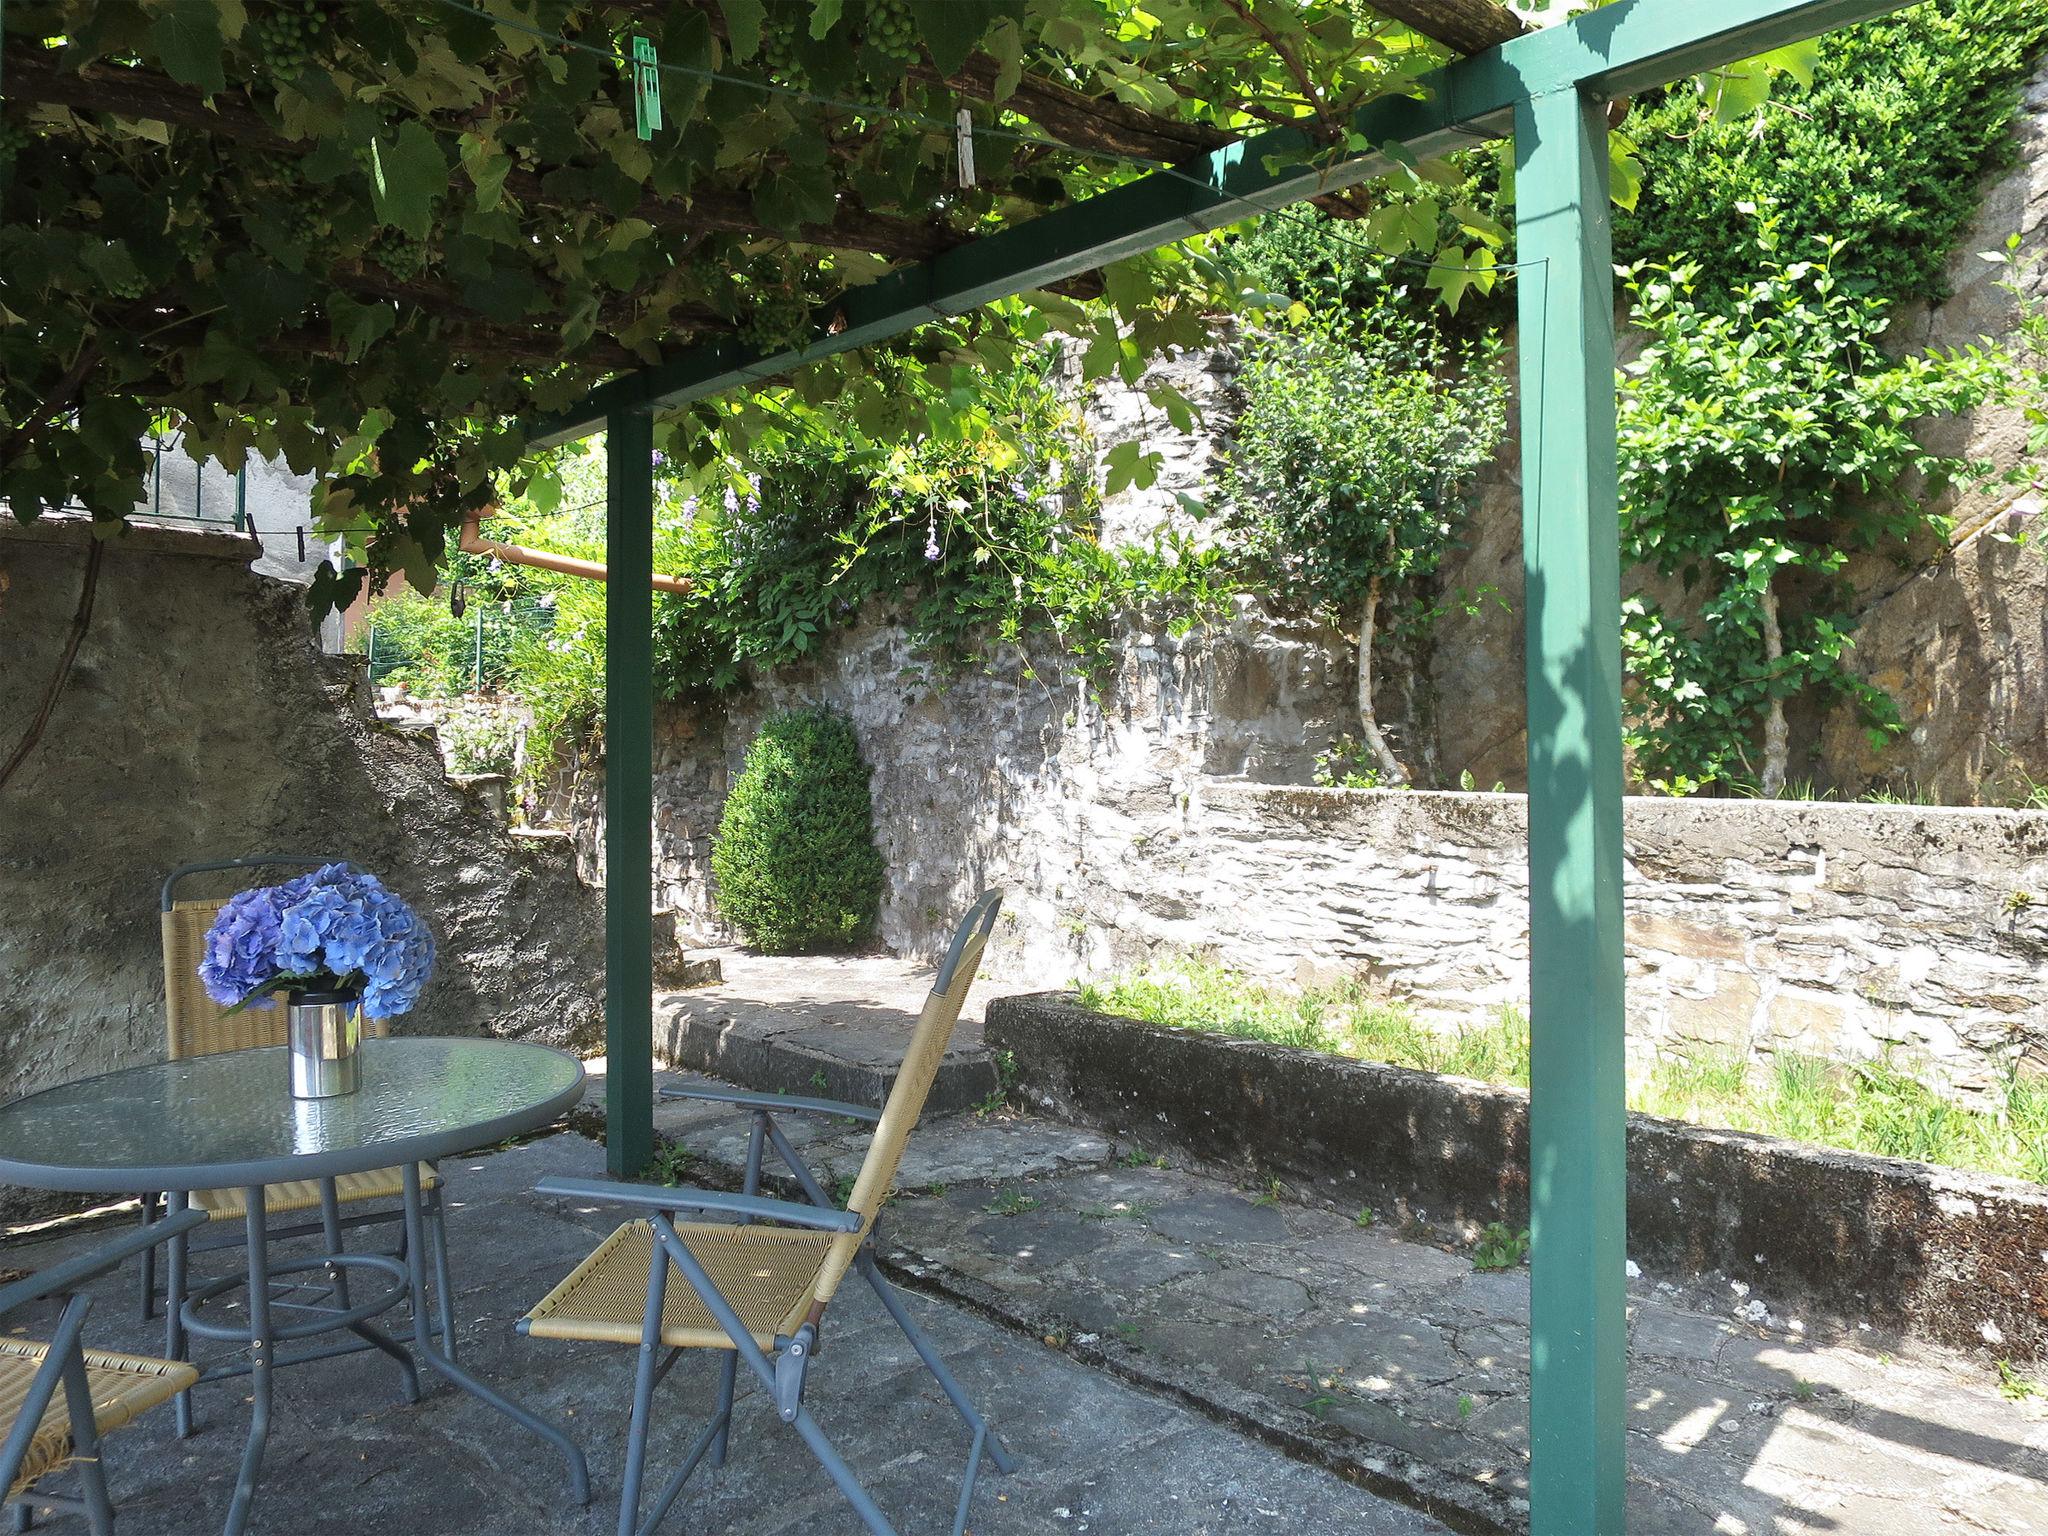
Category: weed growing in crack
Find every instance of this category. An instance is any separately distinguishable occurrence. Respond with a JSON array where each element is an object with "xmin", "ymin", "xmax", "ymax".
[{"xmin": 1471, "ymin": 1222, "xmax": 1530, "ymax": 1272}]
